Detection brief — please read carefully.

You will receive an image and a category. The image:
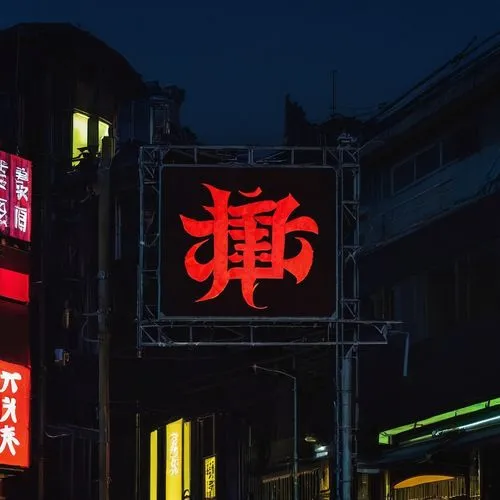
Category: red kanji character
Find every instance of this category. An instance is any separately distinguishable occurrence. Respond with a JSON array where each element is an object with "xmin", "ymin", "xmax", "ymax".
[{"xmin": 180, "ymin": 184, "xmax": 319, "ymax": 309}]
